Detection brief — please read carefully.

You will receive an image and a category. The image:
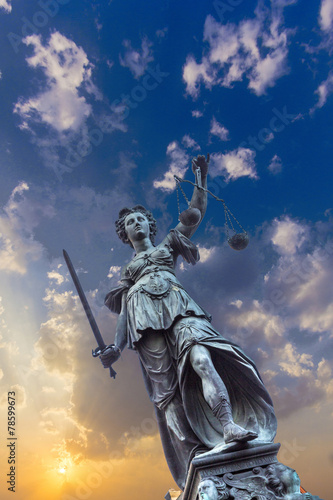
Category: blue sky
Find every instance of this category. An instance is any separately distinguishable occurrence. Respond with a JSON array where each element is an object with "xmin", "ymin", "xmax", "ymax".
[{"xmin": 0, "ymin": 1, "xmax": 332, "ymax": 499}]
